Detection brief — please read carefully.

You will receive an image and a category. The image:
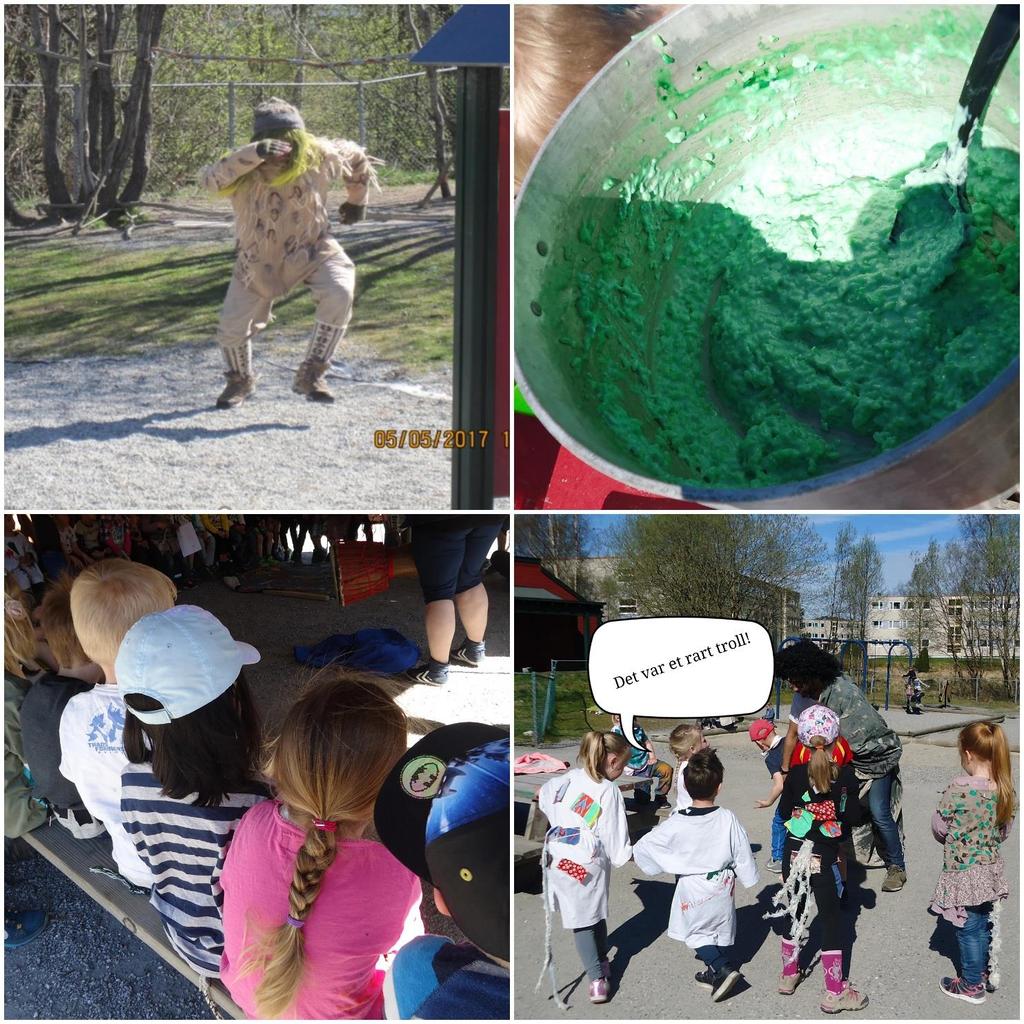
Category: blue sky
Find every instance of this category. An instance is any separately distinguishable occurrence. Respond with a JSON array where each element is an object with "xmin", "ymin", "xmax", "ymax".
[{"xmin": 586, "ymin": 513, "xmax": 961, "ymax": 592}]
